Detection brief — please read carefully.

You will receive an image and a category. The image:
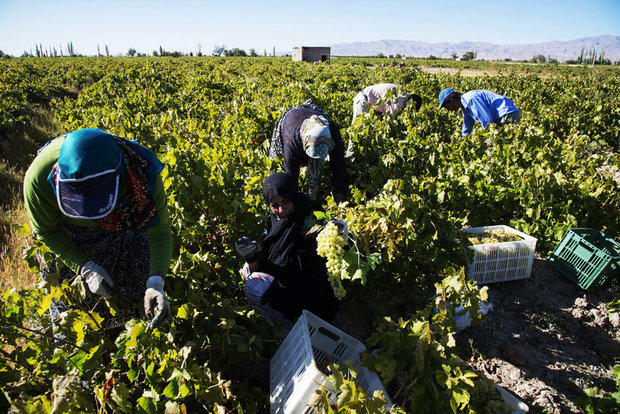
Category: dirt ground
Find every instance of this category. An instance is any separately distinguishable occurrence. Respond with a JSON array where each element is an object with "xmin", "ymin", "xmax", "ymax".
[
  {"xmin": 454, "ymin": 257, "xmax": 620, "ymax": 414},
  {"xmin": 330, "ymin": 256, "xmax": 620, "ymax": 413}
]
